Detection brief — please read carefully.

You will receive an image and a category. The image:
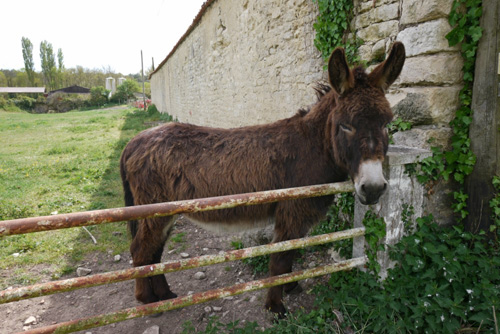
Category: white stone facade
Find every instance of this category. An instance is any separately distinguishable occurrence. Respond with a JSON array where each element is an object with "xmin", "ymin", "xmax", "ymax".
[{"xmin": 151, "ymin": 0, "xmax": 324, "ymax": 128}]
